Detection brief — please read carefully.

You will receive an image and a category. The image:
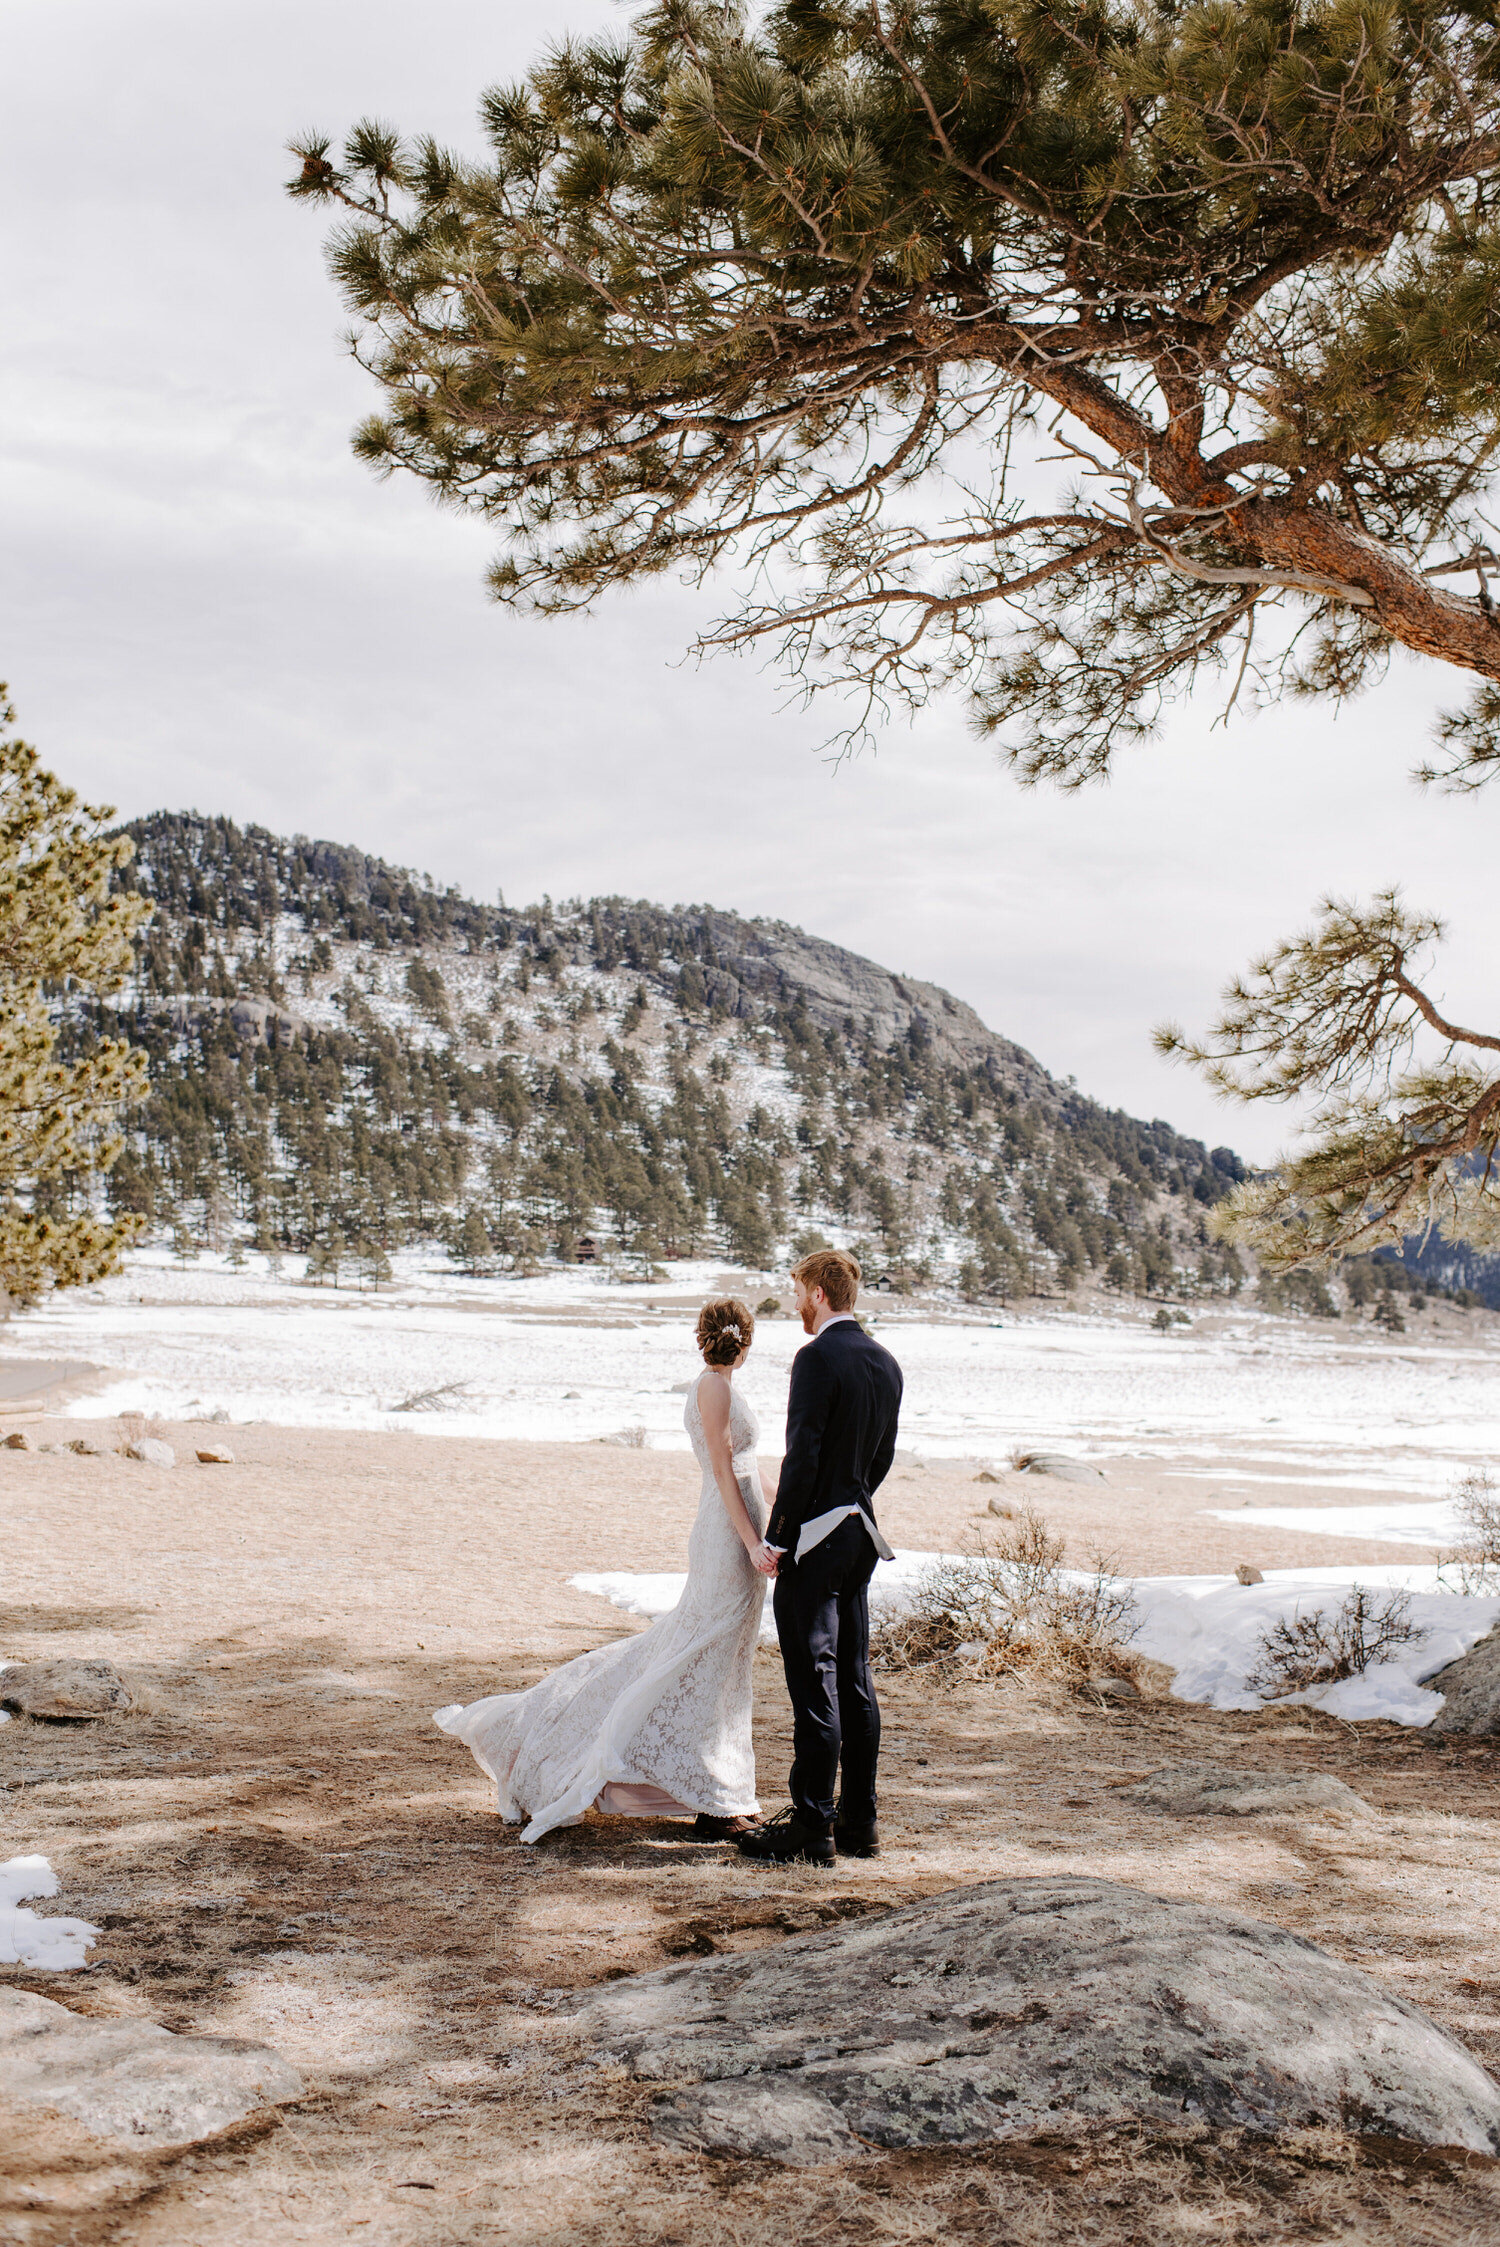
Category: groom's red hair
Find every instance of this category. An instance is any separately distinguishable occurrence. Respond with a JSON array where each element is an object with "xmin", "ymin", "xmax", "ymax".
[{"xmin": 791, "ymin": 1248, "xmax": 860, "ymax": 1314}]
